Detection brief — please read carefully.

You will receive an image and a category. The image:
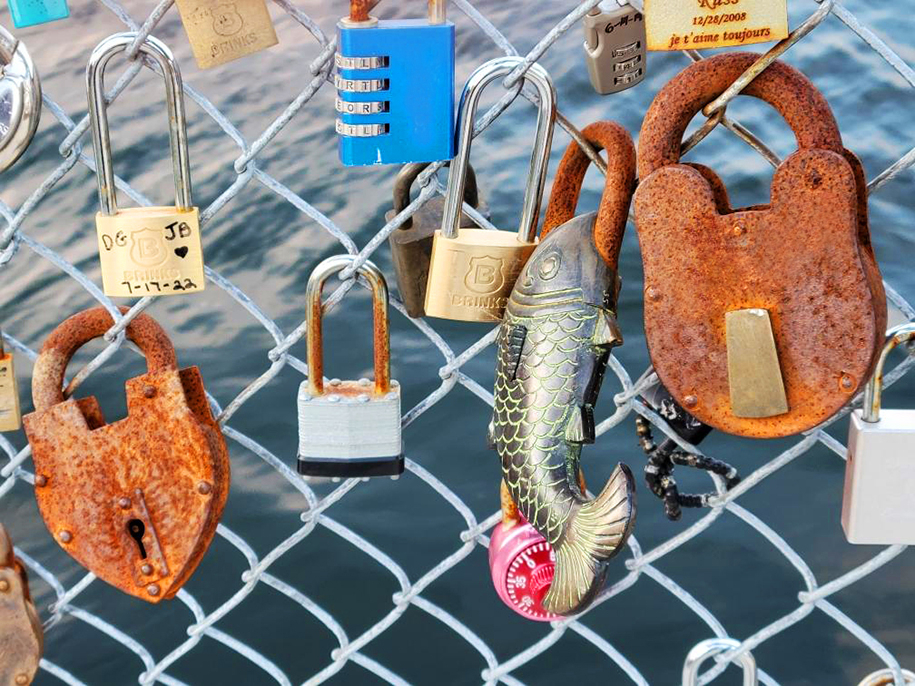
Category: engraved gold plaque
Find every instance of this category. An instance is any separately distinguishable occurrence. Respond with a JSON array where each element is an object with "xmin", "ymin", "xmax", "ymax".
[
  {"xmin": 0, "ymin": 351, "xmax": 21, "ymax": 432},
  {"xmin": 175, "ymin": 0, "xmax": 278, "ymax": 70},
  {"xmin": 725, "ymin": 308, "xmax": 789, "ymax": 419},
  {"xmin": 644, "ymin": 0, "xmax": 788, "ymax": 52},
  {"xmin": 96, "ymin": 207, "xmax": 205, "ymax": 298}
]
